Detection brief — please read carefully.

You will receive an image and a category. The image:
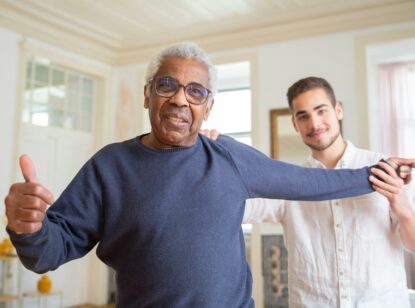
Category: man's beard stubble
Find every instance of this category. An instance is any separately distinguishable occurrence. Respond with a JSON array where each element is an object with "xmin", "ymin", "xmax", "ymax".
[{"xmin": 304, "ymin": 129, "xmax": 341, "ymax": 152}]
